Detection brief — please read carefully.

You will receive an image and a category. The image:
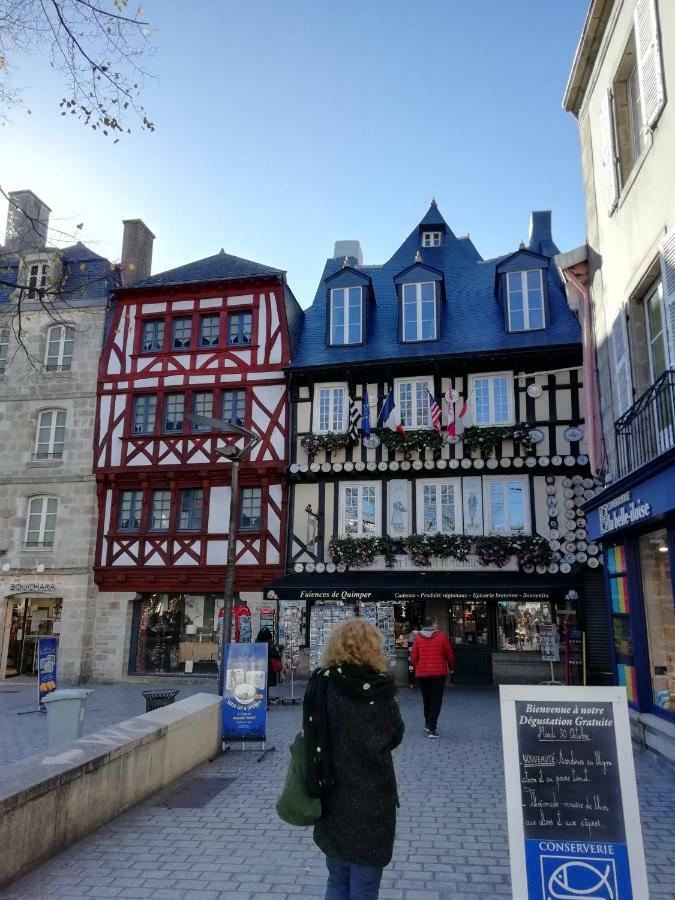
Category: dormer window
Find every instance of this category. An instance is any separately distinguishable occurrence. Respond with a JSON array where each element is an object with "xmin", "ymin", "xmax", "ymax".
[
  {"xmin": 27, "ymin": 263, "xmax": 48, "ymax": 299},
  {"xmin": 330, "ymin": 287, "xmax": 362, "ymax": 345},
  {"xmin": 18, "ymin": 252, "xmax": 60, "ymax": 301},
  {"xmin": 506, "ymin": 270, "xmax": 545, "ymax": 332},
  {"xmin": 402, "ymin": 282, "xmax": 436, "ymax": 342},
  {"xmin": 422, "ymin": 231, "xmax": 442, "ymax": 248}
]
